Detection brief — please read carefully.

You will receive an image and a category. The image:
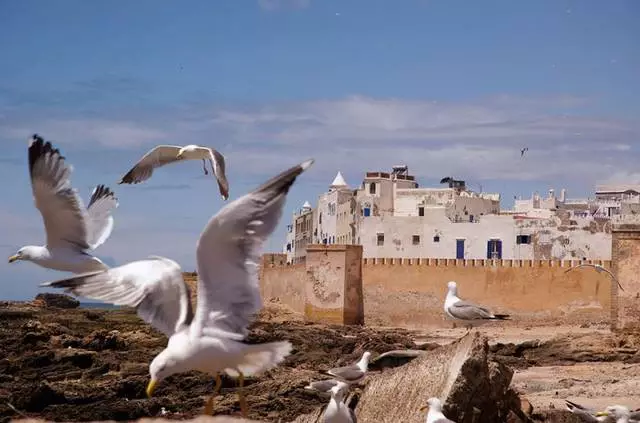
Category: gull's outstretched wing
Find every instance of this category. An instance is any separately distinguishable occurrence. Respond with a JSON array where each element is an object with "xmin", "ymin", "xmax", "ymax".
[
  {"xmin": 192, "ymin": 159, "xmax": 314, "ymax": 339},
  {"xmin": 118, "ymin": 145, "xmax": 184, "ymax": 184},
  {"xmin": 86, "ymin": 185, "xmax": 118, "ymax": 250},
  {"xmin": 209, "ymin": 148, "xmax": 230, "ymax": 200},
  {"xmin": 565, "ymin": 263, "xmax": 624, "ymax": 291},
  {"xmin": 447, "ymin": 299, "xmax": 508, "ymax": 321},
  {"xmin": 28, "ymin": 135, "xmax": 91, "ymax": 251},
  {"xmin": 40, "ymin": 256, "xmax": 193, "ymax": 337}
]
